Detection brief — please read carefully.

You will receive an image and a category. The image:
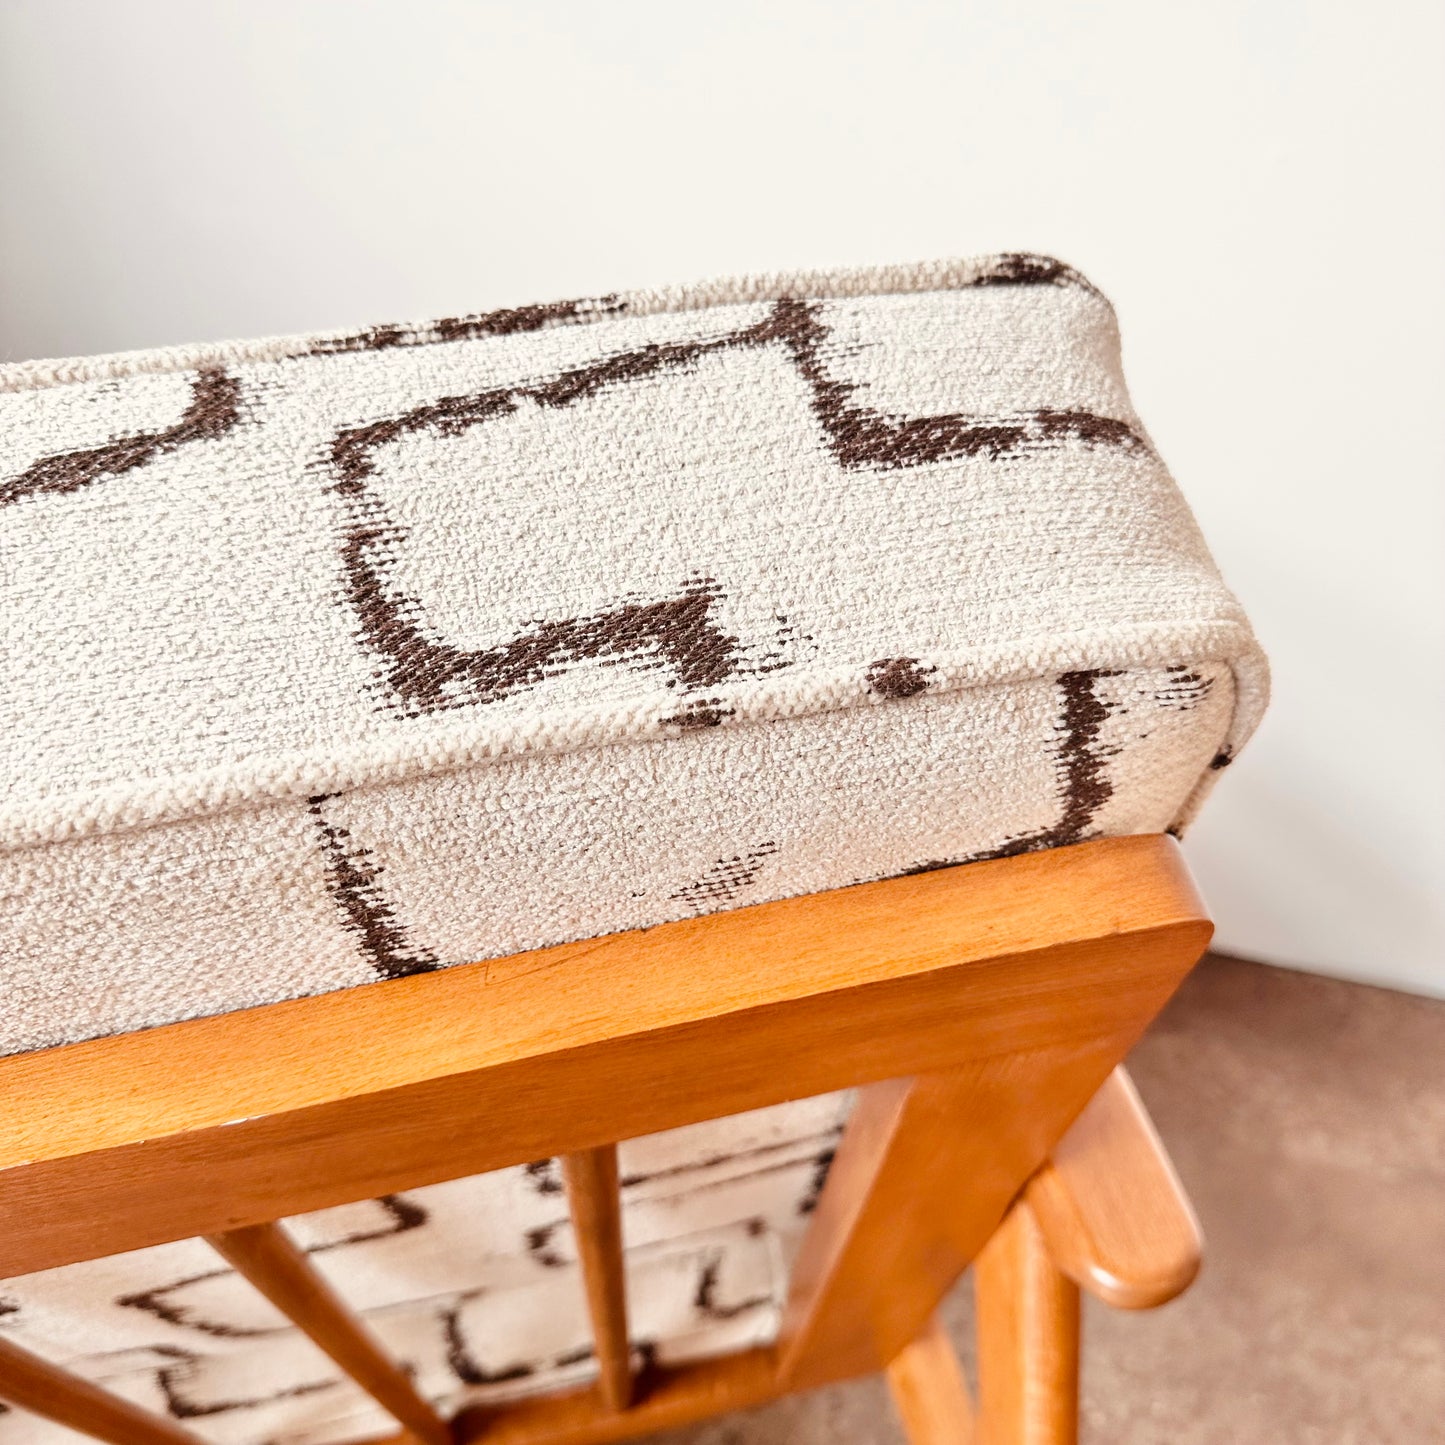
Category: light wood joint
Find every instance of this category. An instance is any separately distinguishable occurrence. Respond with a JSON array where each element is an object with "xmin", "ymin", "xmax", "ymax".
[{"xmin": 1024, "ymin": 1067, "xmax": 1202, "ymax": 1310}]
